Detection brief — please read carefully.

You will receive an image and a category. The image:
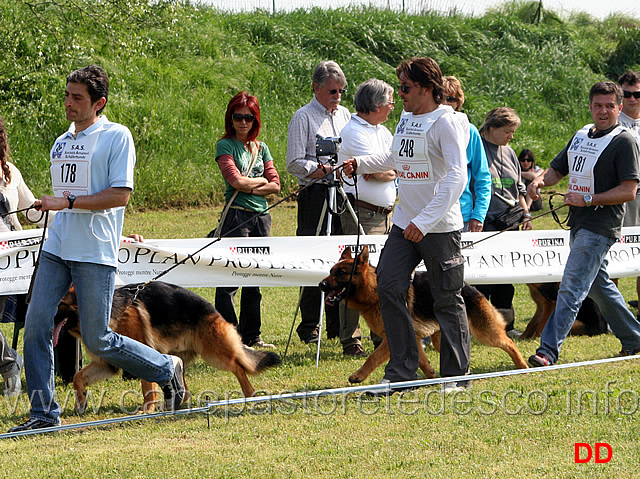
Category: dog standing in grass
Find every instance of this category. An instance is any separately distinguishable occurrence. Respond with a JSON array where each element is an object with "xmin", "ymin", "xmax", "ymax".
[
  {"xmin": 319, "ymin": 247, "xmax": 528, "ymax": 384},
  {"xmin": 54, "ymin": 282, "xmax": 281, "ymax": 413}
]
